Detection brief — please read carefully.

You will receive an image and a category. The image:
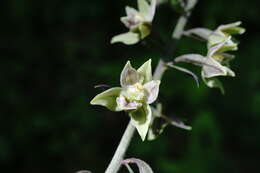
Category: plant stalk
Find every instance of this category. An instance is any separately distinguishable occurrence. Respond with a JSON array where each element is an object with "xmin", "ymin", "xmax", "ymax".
[
  {"xmin": 154, "ymin": 0, "xmax": 198, "ymax": 80},
  {"xmin": 104, "ymin": 121, "xmax": 135, "ymax": 173},
  {"xmin": 104, "ymin": 1, "xmax": 199, "ymax": 172}
]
